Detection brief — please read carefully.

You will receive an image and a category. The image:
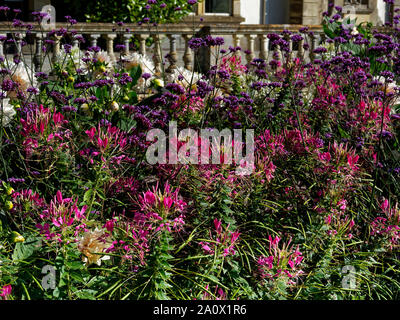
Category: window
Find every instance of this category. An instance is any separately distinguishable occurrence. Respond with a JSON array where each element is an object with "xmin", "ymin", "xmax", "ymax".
[
  {"xmin": 205, "ymin": 0, "xmax": 232, "ymax": 14},
  {"xmin": 344, "ymin": 0, "xmax": 369, "ymax": 9}
]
